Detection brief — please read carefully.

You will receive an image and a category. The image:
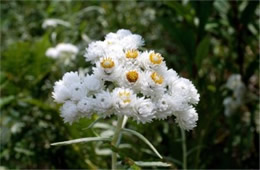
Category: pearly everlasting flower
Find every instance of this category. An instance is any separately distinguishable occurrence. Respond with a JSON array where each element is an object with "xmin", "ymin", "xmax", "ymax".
[
  {"xmin": 95, "ymin": 91, "xmax": 114, "ymax": 117},
  {"xmin": 132, "ymin": 97, "xmax": 155, "ymax": 123},
  {"xmin": 52, "ymin": 80, "xmax": 71, "ymax": 103},
  {"xmin": 175, "ymin": 107, "xmax": 198, "ymax": 130},
  {"xmin": 46, "ymin": 43, "xmax": 78, "ymax": 65},
  {"xmin": 84, "ymin": 41, "xmax": 107, "ymax": 63},
  {"xmin": 61, "ymin": 101, "xmax": 79, "ymax": 124},
  {"xmin": 83, "ymin": 74, "xmax": 103, "ymax": 92},
  {"xmin": 170, "ymin": 78, "xmax": 200, "ymax": 105},
  {"xmin": 112, "ymin": 87, "xmax": 136, "ymax": 116},
  {"xmin": 77, "ymin": 97, "xmax": 94, "ymax": 118},
  {"xmin": 154, "ymin": 94, "xmax": 175, "ymax": 119},
  {"xmin": 52, "ymin": 29, "xmax": 200, "ymax": 130}
]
